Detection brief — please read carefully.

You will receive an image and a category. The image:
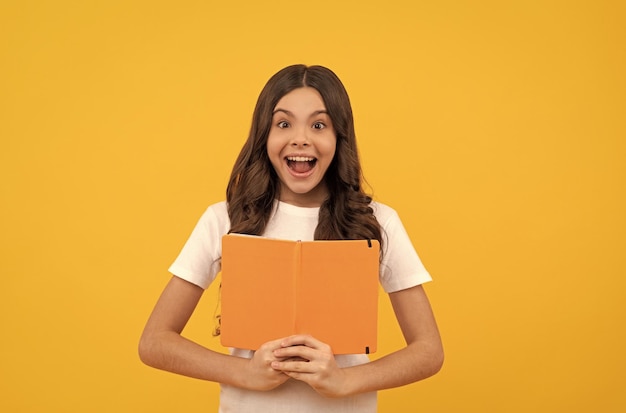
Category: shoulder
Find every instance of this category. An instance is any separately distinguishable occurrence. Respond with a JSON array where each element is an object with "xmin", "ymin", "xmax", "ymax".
[
  {"xmin": 205, "ymin": 200, "xmax": 228, "ymax": 217},
  {"xmin": 371, "ymin": 201, "xmax": 401, "ymax": 226},
  {"xmin": 195, "ymin": 201, "xmax": 230, "ymax": 232}
]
